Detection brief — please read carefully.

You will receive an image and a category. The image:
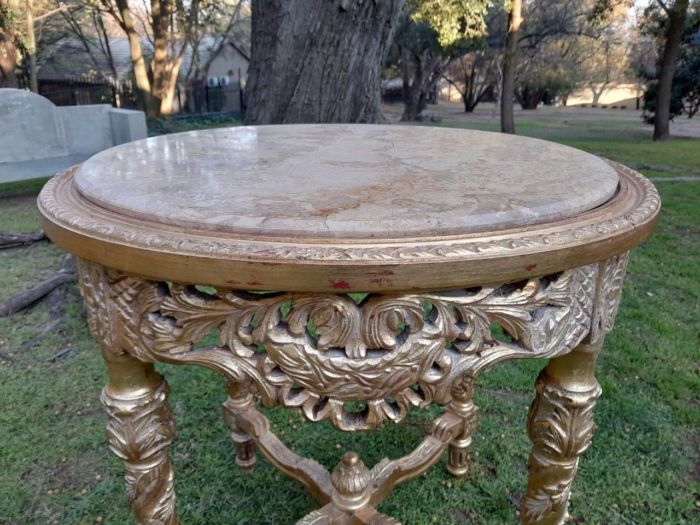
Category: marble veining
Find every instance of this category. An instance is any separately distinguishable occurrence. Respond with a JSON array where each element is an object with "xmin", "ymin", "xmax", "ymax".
[{"xmin": 73, "ymin": 124, "xmax": 619, "ymax": 239}]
